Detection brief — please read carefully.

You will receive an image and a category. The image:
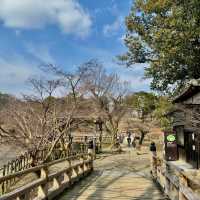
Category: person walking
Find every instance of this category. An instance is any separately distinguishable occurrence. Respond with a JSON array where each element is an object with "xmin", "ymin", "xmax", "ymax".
[
  {"xmin": 132, "ymin": 138, "xmax": 136, "ymax": 148},
  {"xmin": 88, "ymin": 139, "xmax": 94, "ymax": 155},
  {"xmin": 119, "ymin": 134, "xmax": 123, "ymax": 144},
  {"xmin": 127, "ymin": 136, "xmax": 131, "ymax": 147},
  {"xmin": 131, "ymin": 132, "xmax": 136, "ymax": 148}
]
